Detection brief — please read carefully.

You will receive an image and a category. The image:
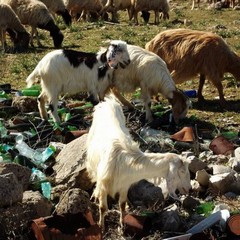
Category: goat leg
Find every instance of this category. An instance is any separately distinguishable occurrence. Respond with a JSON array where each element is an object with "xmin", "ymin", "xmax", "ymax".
[{"xmin": 111, "ymin": 87, "xmax": 135, "ymax": 109}]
